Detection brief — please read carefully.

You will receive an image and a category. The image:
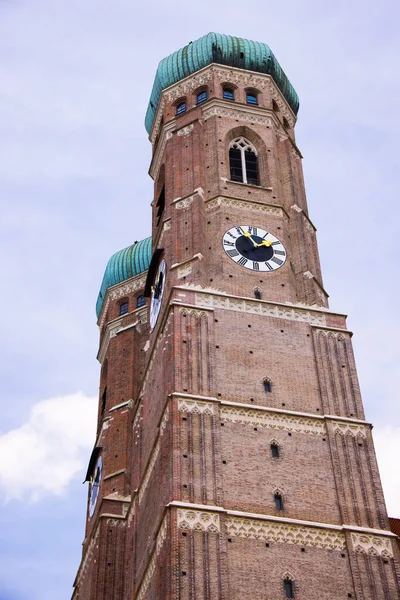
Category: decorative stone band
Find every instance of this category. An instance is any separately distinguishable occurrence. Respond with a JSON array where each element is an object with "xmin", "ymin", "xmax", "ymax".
[
  {"xmin": 203, "ymin": 104, "xmax": 274, "ymax": 129},
  {"xmin": 177, "ymin": 124, "xmax": 194, "ymax": 137},
  {"xmin": 205, "ymin": 196, "xmax": 285, "ymax": 218},
  {"xmin": 350, "ymin": 532, "xmax": 394, "ymax": 558},
  {"xmin": 136, "ymin": 515, "xmax": 168, "ymax": 600},
  {"xmin": 177, "ymin": 509, "xmax": 220, "ymax": 533},
  {"xmin": 177, "ymin": 397, "xmax": 215, "ymax": 415},
  {"xmin": 171, "ymin": 503, "xmax": 396, "ymax": 558},
  {"xmin": 226, "ymin": 516, "xmax": 345, "ymax": 551},
  {"xmin": 221, "ymin": 404, "xmax": 326, "ymax": 437},
  {"xmin": 331, "ymin": 420, "xmax": 369, "ymax": 439},
  {"xmin": 194, "ymin": 291, "xmax": 327, "ymax": 327}
]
